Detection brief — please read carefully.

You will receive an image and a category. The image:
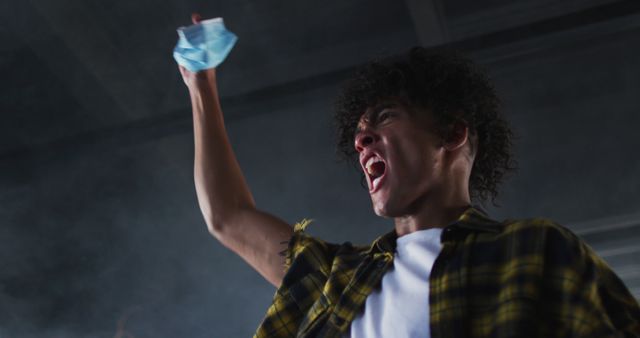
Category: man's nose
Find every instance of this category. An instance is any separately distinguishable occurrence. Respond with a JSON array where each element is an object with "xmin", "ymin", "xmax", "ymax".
[{"xmin": 354, "ymin": 129, "xmax": 379, "ymax": 153}]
